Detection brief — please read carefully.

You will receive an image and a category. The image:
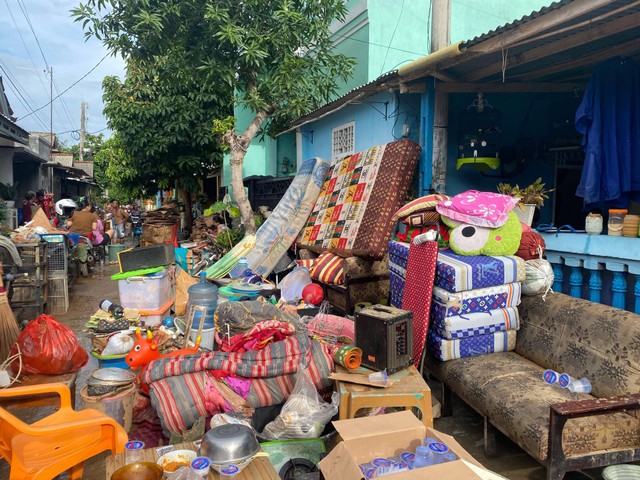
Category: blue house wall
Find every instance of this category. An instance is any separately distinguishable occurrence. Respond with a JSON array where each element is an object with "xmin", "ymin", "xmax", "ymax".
[{"xmin": 300, "ymin": 90, "xmax": 422, "ymax": 162}]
